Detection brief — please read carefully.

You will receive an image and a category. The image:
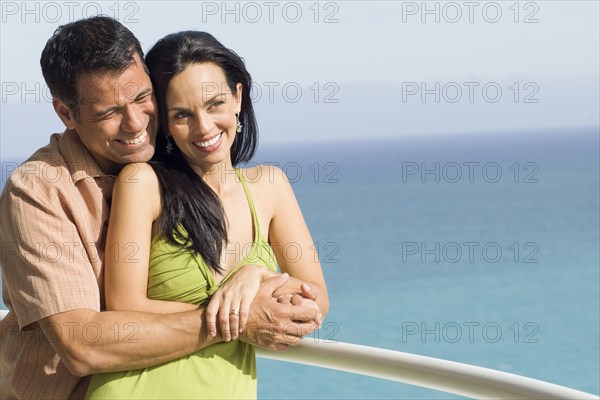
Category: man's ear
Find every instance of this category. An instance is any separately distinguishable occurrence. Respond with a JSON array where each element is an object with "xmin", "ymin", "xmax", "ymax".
[{"xmin": 53, "ymin": 98, "xmax": 77, "ymax": 130}]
